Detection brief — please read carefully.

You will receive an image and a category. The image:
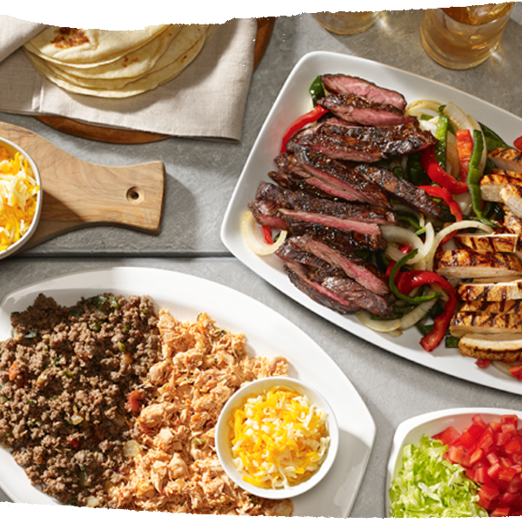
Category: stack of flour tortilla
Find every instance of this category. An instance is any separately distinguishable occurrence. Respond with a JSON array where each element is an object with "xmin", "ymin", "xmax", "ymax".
[{"xmin": 23, "ymin": 24, "xmax": 213, "ymax": 98}]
